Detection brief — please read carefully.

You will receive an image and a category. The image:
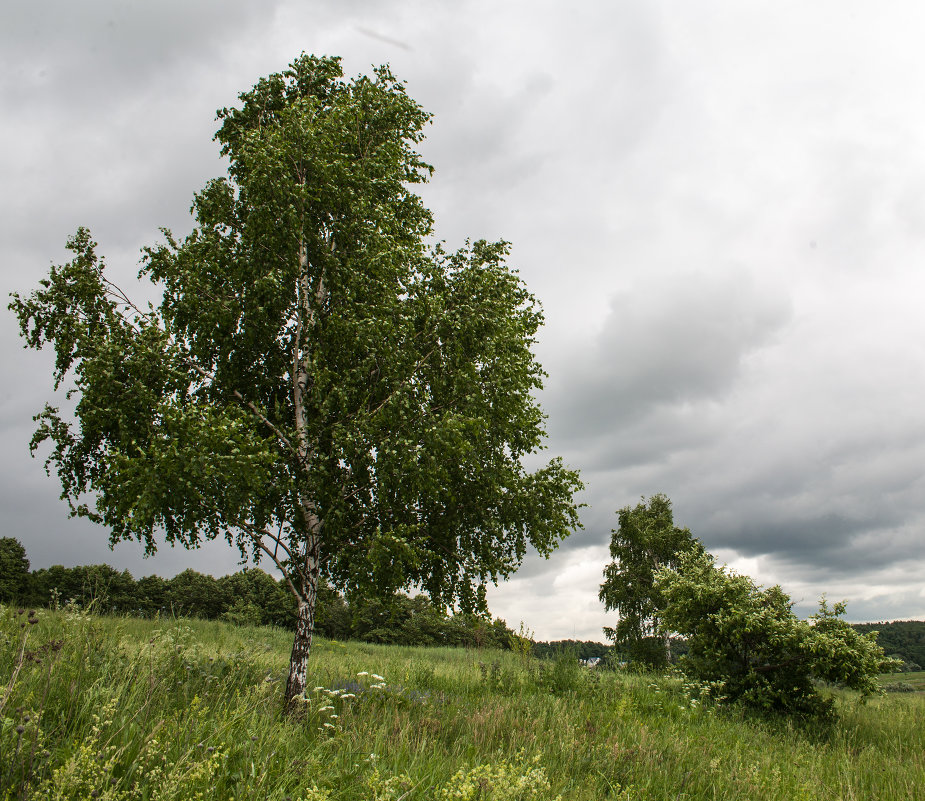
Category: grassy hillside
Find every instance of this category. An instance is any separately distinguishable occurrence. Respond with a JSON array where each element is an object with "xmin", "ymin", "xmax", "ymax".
[
  {"xmin": 880, "ymin": 670, "xmax": 925, "ymax": 693},
  {"xmin": 852, "ymin": 620, "xmax": 925, "ymax": 668},
  {"xmin": 2, "ymin": 605, "xmax": 923, "ymax": 800}
]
